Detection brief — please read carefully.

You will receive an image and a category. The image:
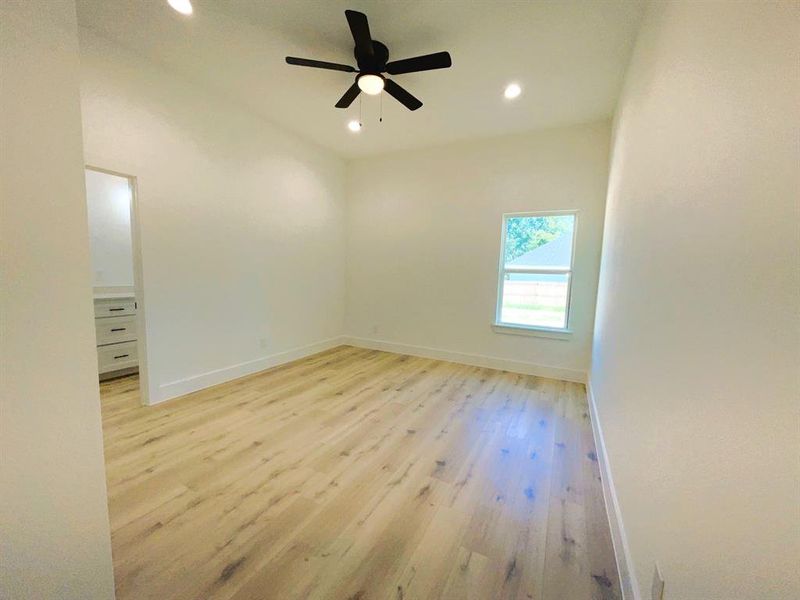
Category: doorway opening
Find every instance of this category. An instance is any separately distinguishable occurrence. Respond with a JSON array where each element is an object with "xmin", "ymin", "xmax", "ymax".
[{"xmin": 85, "ymin": 166, "xmax": 150, "ymax": 405}]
